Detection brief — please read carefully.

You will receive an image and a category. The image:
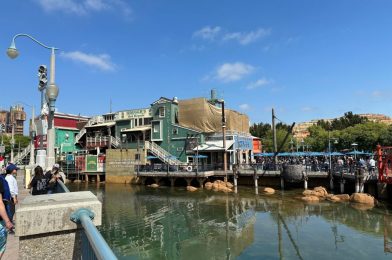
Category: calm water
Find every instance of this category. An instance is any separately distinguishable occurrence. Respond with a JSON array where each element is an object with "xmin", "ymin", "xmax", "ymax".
[{"xmin": 68, "ymin": 183, "xmax": 392, "ymax": 260}]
